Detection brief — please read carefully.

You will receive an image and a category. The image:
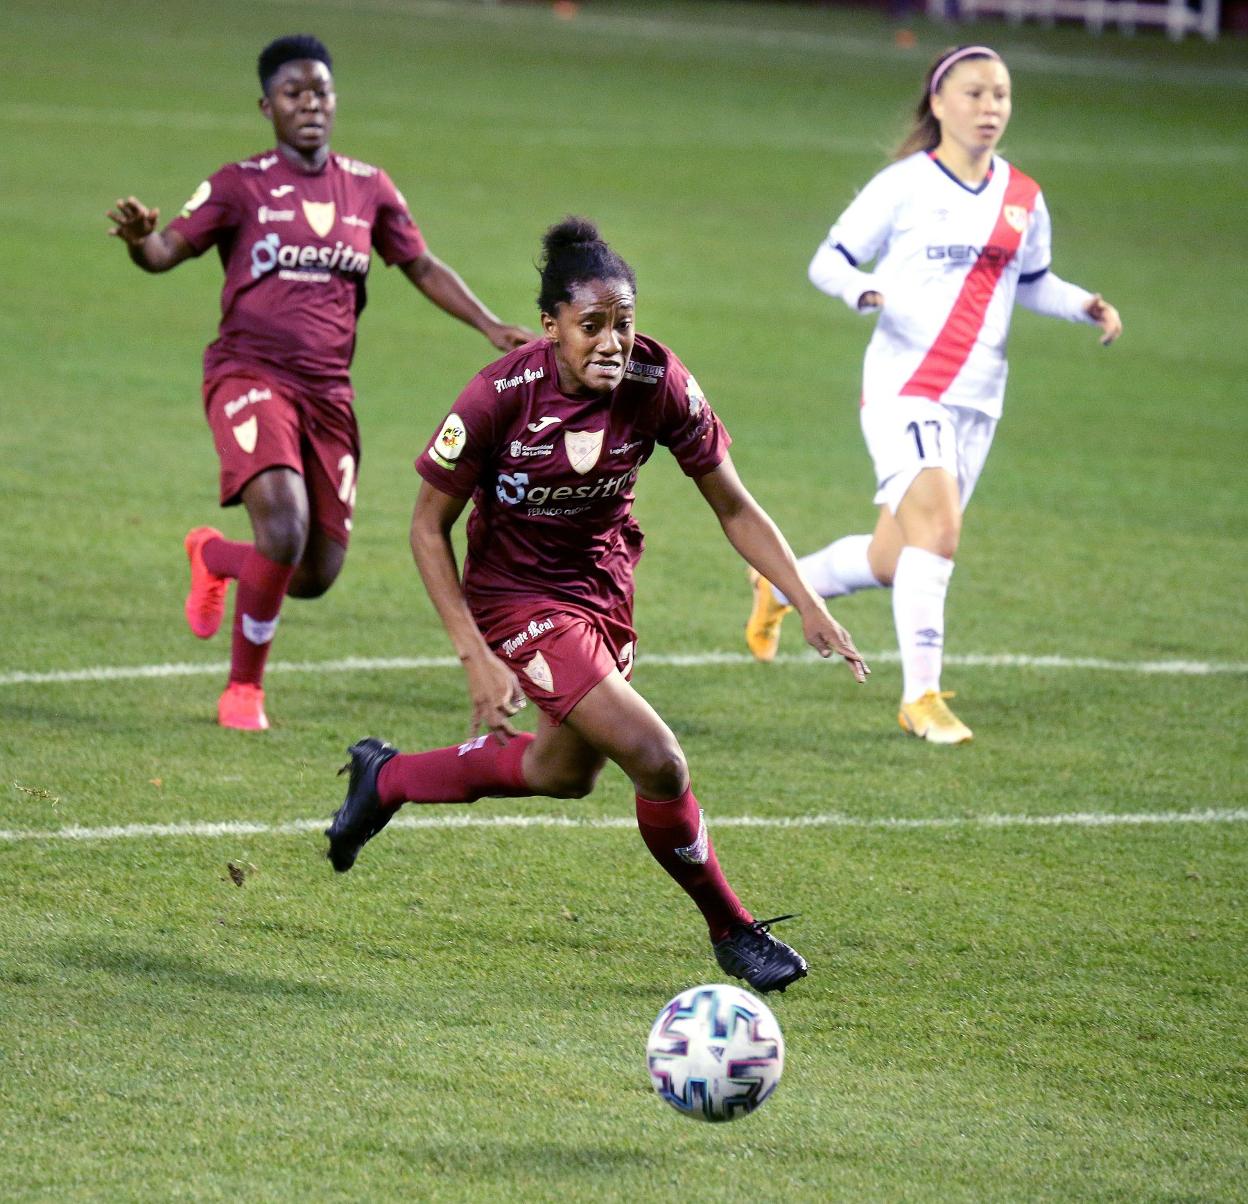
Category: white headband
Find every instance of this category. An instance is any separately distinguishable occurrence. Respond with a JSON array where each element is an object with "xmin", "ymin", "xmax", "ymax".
[{"xmin": 930, "ymin": 46, "xmax": 1001, "ymax": 98}]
